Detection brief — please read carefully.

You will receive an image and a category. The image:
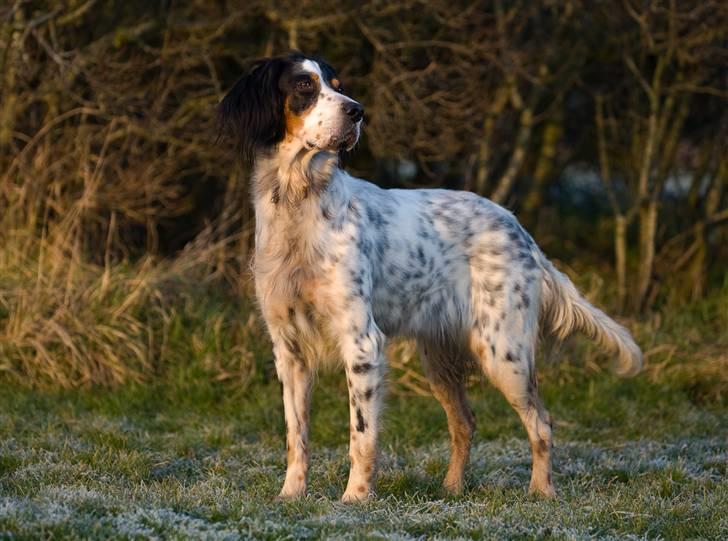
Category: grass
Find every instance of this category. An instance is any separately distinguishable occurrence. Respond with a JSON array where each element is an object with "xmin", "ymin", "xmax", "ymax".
[{"xmin": 0, "ymin": 356, "xmax": 726, "ymax": 540}]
